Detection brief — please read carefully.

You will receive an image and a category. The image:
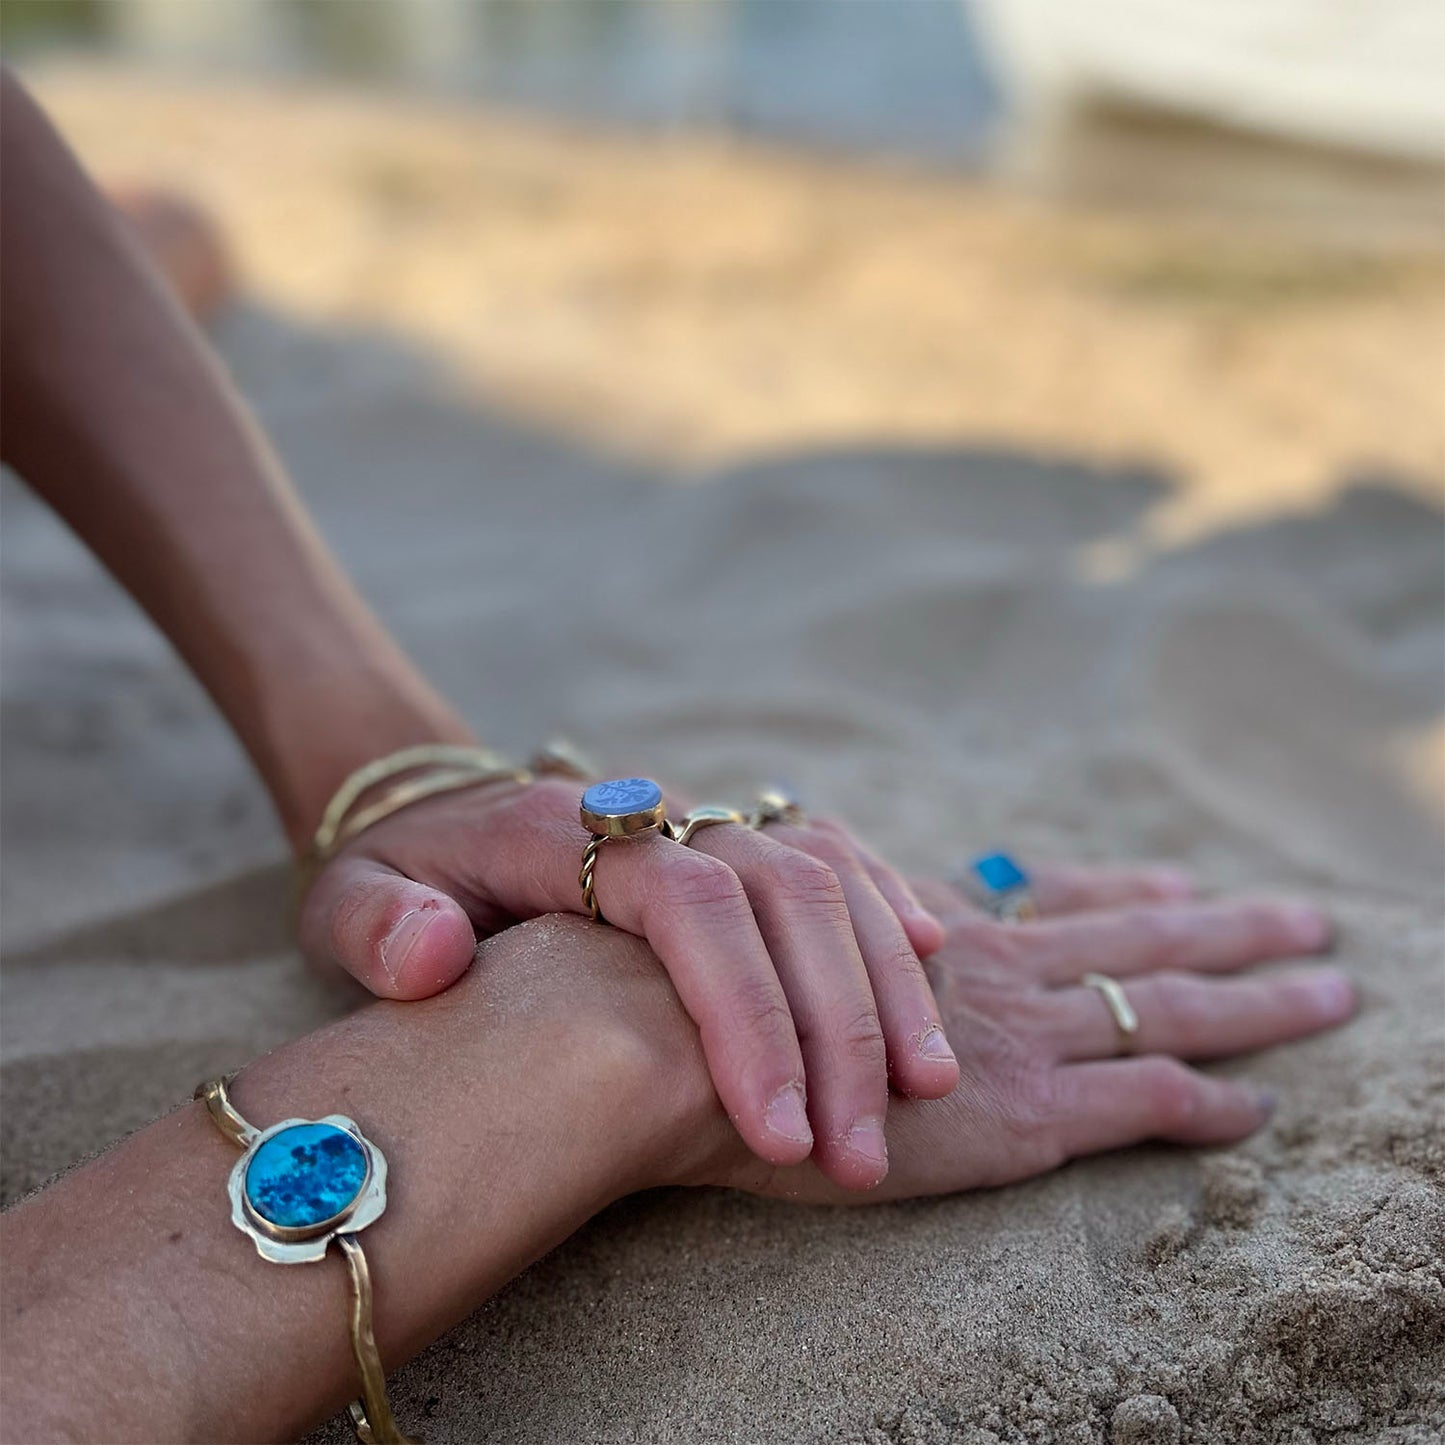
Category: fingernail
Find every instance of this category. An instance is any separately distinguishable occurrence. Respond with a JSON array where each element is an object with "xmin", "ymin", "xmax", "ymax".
[
  {"xmin": 764, "ymin": 1084, "xmax": 813, "ymax": 1145},
  {"xmin": 917, "ymin": 1026, "xmax": 956, "ymax": 1063},
  {"xmin": 381, "ymin": 908, "xmax": 433, "ymax": 985},
  {"xmin": 1284, "ymin": 904, "xmax": 1332, "ymax": 951},
  {"xmin": 846, "ymin": 1116, "xmax": 888, "ymax": 1167},
  {"xmin": 1308, "ymin": 971, "xmax": 1355, "ymax": 1018},
  {"xmin": 1254, "ymin": 1087, "xmax": 1279, "ymax": 1118}
]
